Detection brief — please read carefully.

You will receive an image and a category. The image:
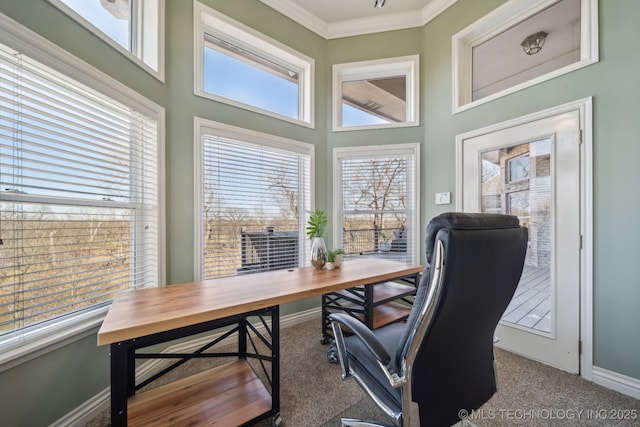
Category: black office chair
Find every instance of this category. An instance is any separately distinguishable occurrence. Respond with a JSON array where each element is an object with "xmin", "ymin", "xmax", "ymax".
[{"xmin": 330, "ymin": 212, "xmax": 528, "ymax": 427}]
